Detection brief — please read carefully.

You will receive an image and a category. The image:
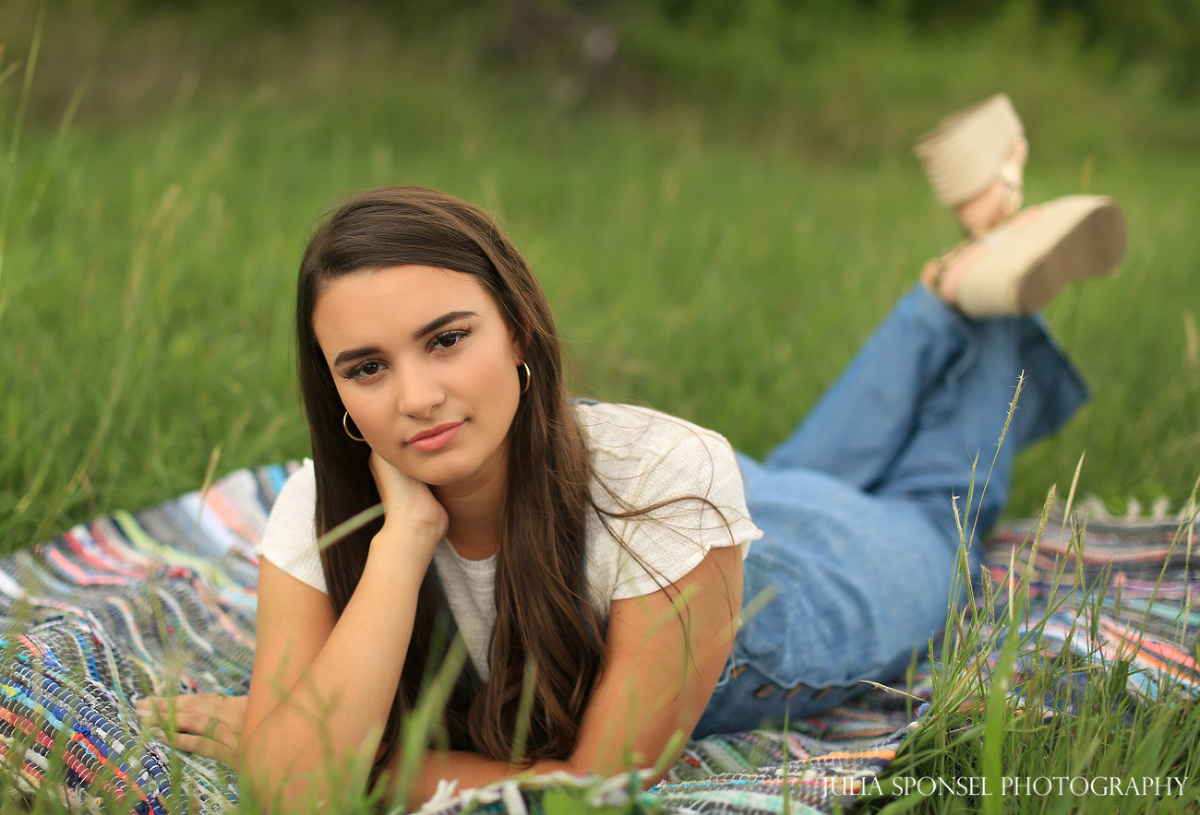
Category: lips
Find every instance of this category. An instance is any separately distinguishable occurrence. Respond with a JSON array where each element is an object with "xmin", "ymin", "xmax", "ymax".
[{"xmin": 406, "ymin": 421, "xmax": 465, "ymax": 452}]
